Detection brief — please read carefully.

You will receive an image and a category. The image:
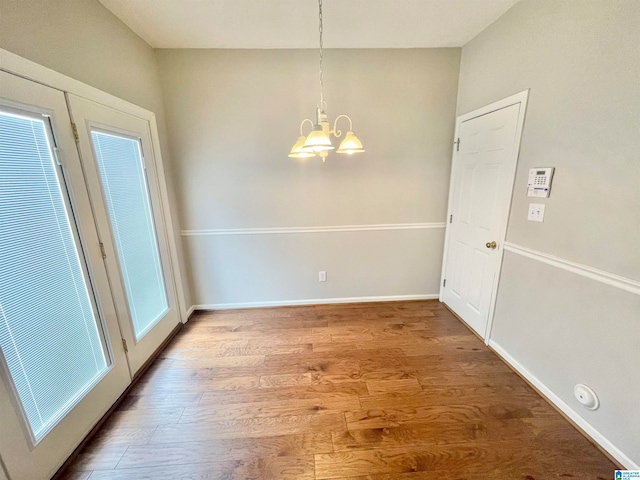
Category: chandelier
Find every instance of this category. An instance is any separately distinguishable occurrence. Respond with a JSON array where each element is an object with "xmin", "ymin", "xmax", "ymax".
[{"xmin": 288, "ymin": 0, "xmax": 365, "ymax": 162}]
